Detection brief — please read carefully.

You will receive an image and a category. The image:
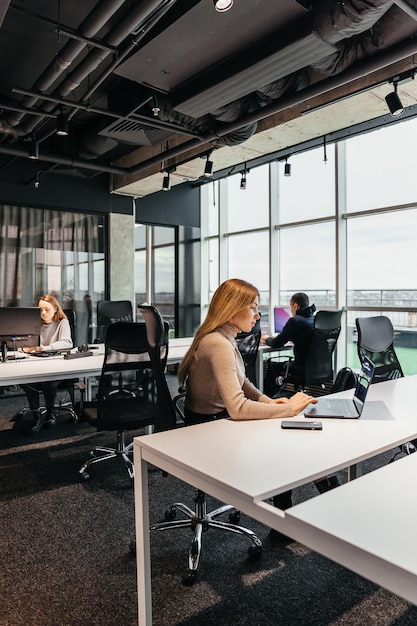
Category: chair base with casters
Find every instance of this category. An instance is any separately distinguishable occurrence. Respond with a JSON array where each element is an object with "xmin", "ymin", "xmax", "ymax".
[
  {"xmin": 79, "ymin": 429, "xmax": 134, "ymax": 481},
  {"xmin": 150, "ymin": 488, "xmax": 262, "ymax": 586},
  {"xmin": 148, "ymin": 390, "xmax": 263, "ymax": 585},
  {"xmin": 79, "ymin": 424, "xmax": 153, "ymax": 482}
]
